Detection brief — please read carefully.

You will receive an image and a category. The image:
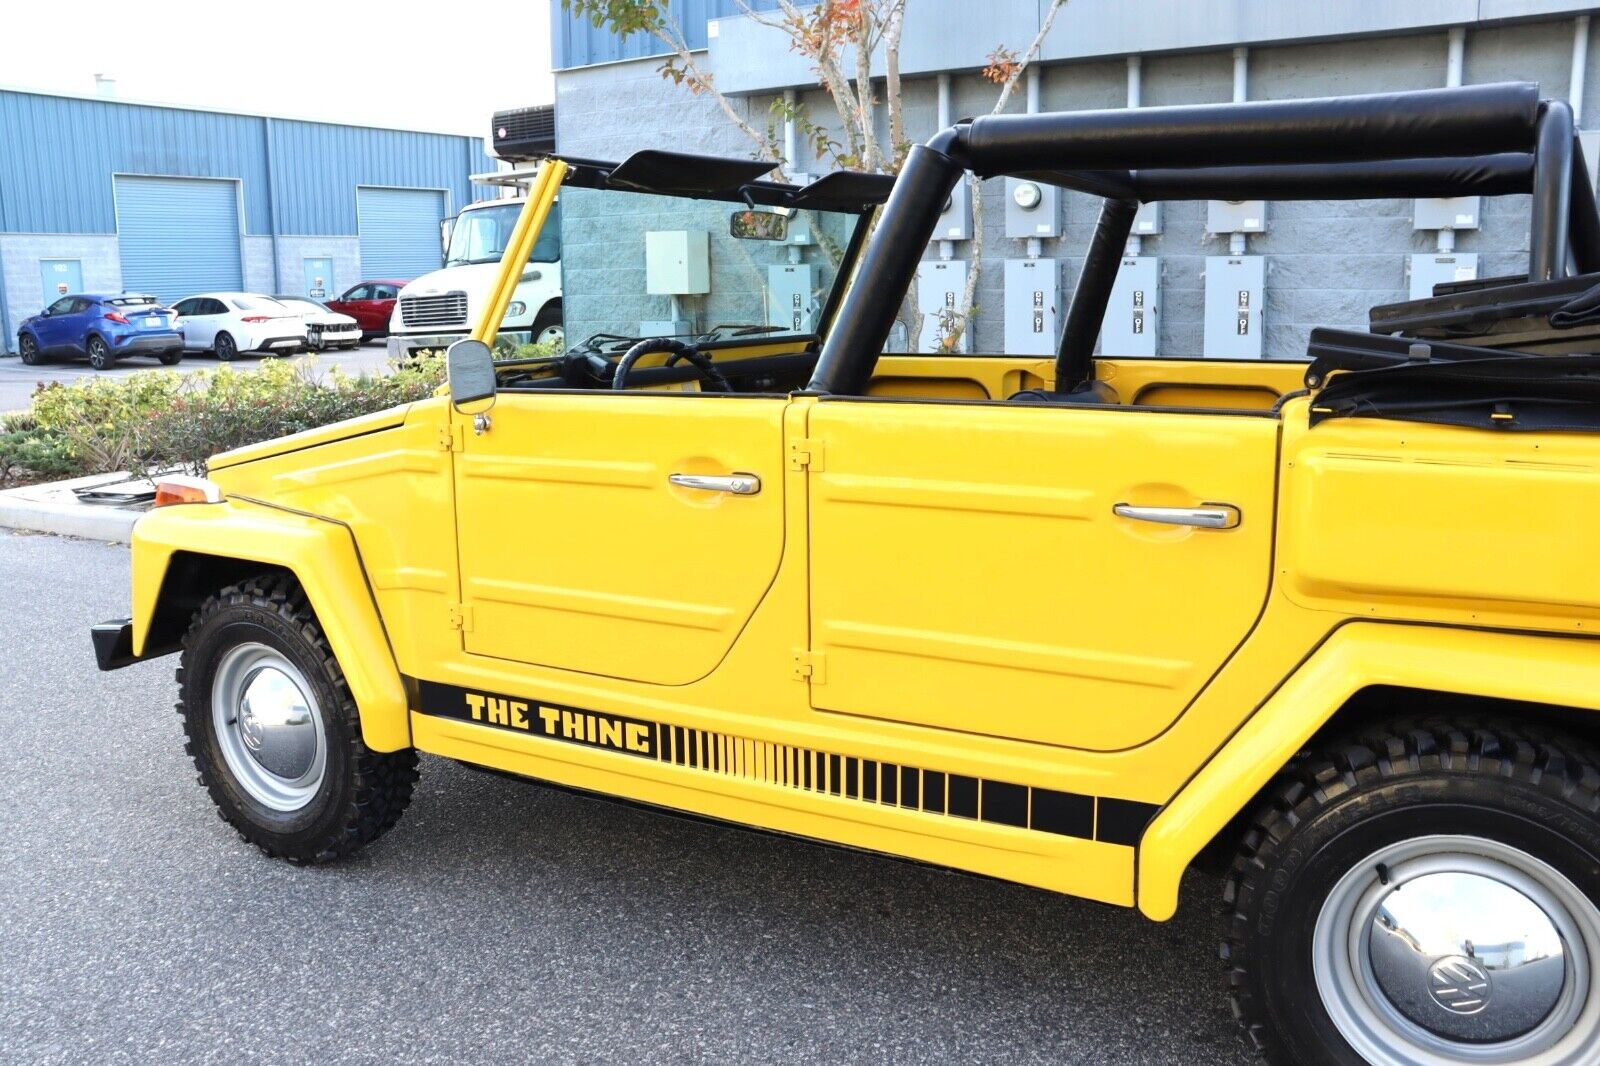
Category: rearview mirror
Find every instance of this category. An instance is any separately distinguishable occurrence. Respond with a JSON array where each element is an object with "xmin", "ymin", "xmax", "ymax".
[
  {"xmin": 730, "ymin": 209, "xmax": 789, "ymax": 241},
  {"xmin": 447, "ymin": 338, "xmax": 497, "ymax": 415}
]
